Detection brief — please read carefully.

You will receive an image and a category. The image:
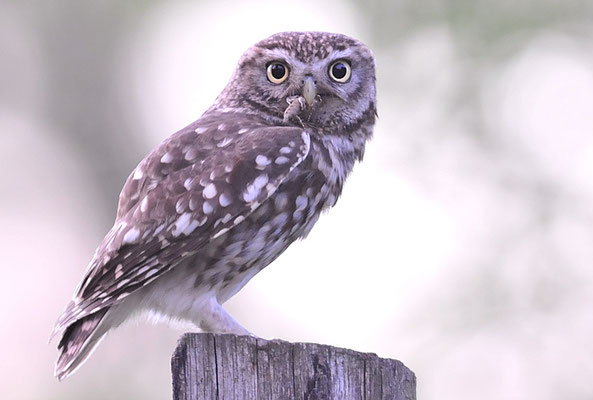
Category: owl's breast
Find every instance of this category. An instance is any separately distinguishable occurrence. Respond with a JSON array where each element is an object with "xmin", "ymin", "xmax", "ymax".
[
  {"xmin": 161, "ymin": 131, "xmax": 359, "ymax": 305},
  {"xmin": 258, "ymin": 133, "xmax": 357, "ymax": 241},
  {"xmin": 185, "ymin": 166, "xmax": 329, "ymax": 303}
]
